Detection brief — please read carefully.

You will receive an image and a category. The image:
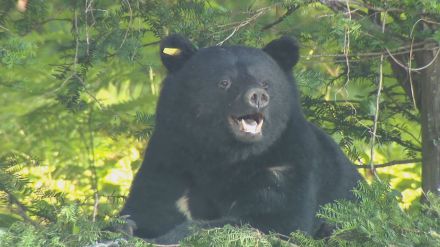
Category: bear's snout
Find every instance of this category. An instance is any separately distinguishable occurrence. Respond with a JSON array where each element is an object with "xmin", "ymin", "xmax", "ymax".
[{"xmin": 245, "ymin": 88, "xmax": 270, "ymax": 110}]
